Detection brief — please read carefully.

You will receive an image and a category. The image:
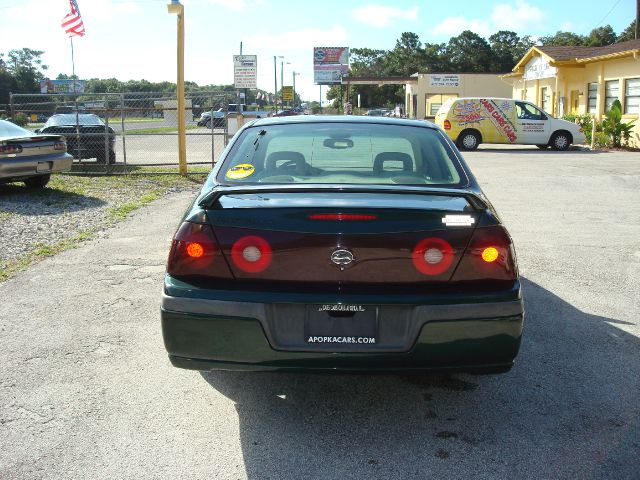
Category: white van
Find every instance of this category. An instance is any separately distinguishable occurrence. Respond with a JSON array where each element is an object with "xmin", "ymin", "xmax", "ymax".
[{"xmin": 435, "ymin": 98, "xmax": 586, "ymax": 150}]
